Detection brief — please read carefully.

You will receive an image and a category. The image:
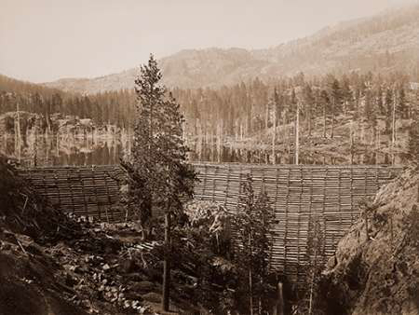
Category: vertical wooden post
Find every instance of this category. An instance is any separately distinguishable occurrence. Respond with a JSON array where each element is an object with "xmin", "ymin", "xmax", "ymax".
[
  {"xmin": 54, "ymin": 174, "xmax": 61, "ymax": 209},
  {"xmin": 162, "ymin": 211, "xmax": 171, "ymax": 311},
  {"xmin": 67, "ymin": 169, "xmax": 76, "ymax": 214},
  {"xmin": 104, "ymin": 172, "xmax": 112, "ymax": 222},
  {"xmin": 202, "ymin": 165, "xmax": 207, "ymax": 198},
  {"xmin": 92, "ymin": 166, "xmax": 101, "ymax": 220},
  {"xmin": 296, "ymin": 167, "xmax": 302, "ymax": 284},
  {"xmin": 225, "ymin": 164, "xmax": 231, "ymax": 208},
  {"xmin": 79, "ymin": 169, "xmax": 88, "ymax": 218},
  {"xmin": 284, "ymin": 168, "xmax": 290, "ymax": 274},
  {"xmin": 308, "ymin": 167, "xmax": 313, "ymax": 249},
  {"xmin": 322, "ymin": 167, "xmax": 328, "ymax": 261},
  {"xmin": 212, "ymin": 166, "xmax": 217, "ymax": 202}
]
